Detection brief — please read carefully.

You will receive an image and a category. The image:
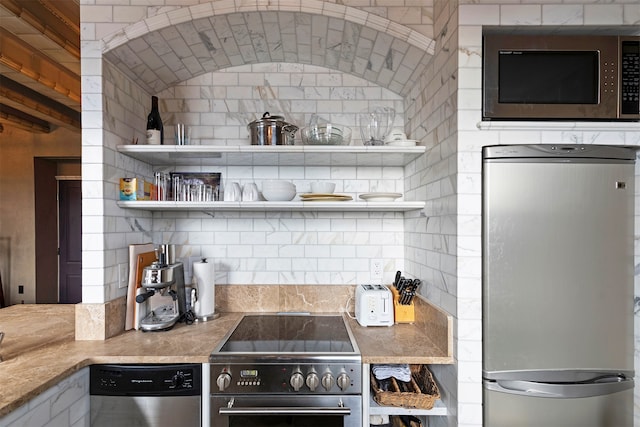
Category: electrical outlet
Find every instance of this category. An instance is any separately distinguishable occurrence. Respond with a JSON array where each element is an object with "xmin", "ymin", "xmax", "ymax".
[
  {"xmin": 118, "ymin": 263, "xmax": 128, "ymax": 288},
  {"xmin": 371, "ymin": 259, "xmax": 383, "ymax": 282}
]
